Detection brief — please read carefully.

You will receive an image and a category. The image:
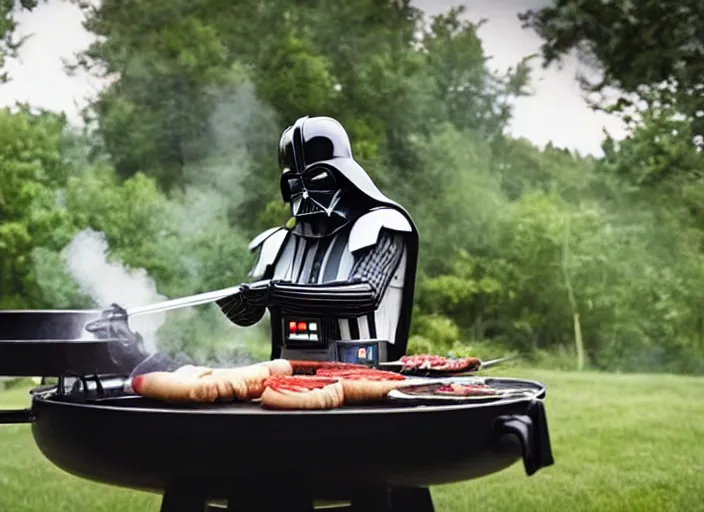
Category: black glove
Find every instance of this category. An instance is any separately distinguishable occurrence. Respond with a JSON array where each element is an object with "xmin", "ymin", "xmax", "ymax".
[
  {"xmin": 85, "ymin": 303, "xmax": 150, "ymax": 373},
  {"xmin": 86, "ymin": 303, "xmax": 139, "ymax": 342},
  {"xmin": 216, "ymin": 281, "xmax": 273, "ymax": 326},
  {"xmin": 239, "ymin": 280, "xmax": 272, "ymax": 308}
]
